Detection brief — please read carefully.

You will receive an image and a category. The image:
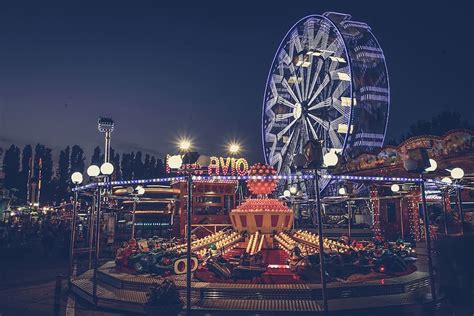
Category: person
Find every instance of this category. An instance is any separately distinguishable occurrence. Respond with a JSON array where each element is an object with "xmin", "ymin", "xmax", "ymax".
[{"xmin": 41, "ymin": 222, "xmax": 55, "ymax": 256}]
